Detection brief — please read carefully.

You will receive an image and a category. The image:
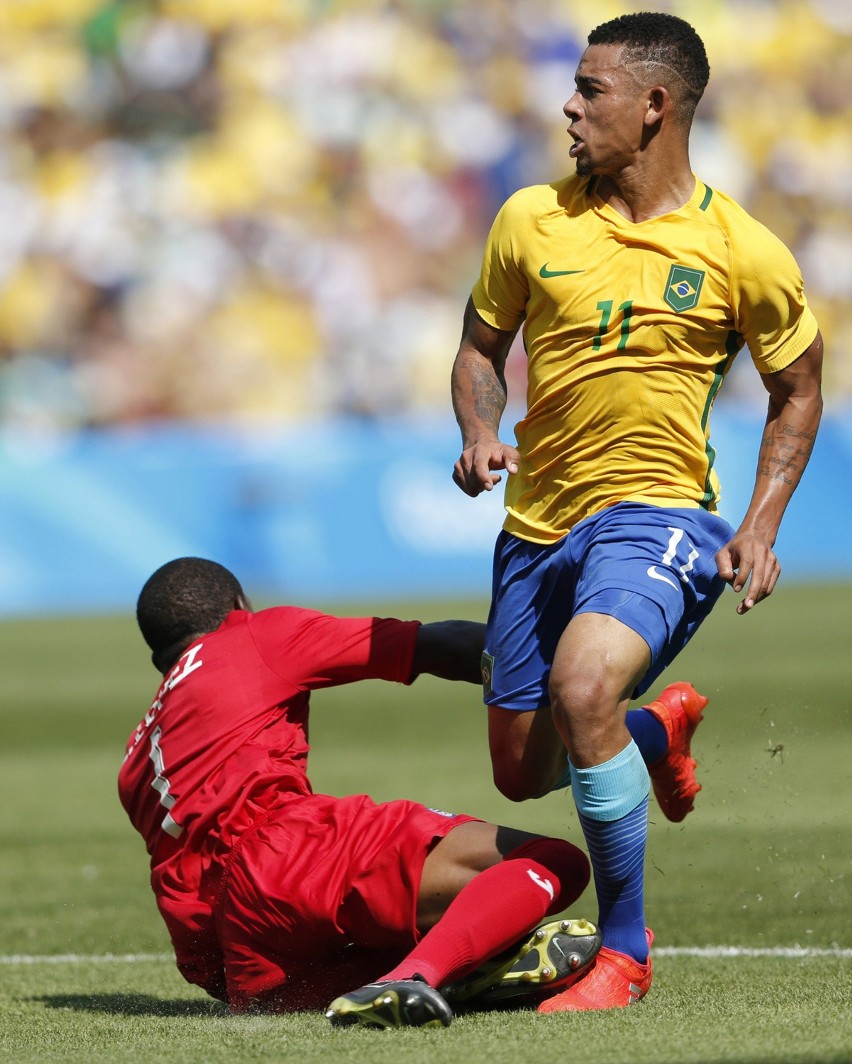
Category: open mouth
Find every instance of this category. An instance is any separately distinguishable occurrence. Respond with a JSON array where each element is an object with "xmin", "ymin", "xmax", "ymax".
[{"xmin": 565, "ymin": 128, "xmax": 587, "ymax": 155}]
